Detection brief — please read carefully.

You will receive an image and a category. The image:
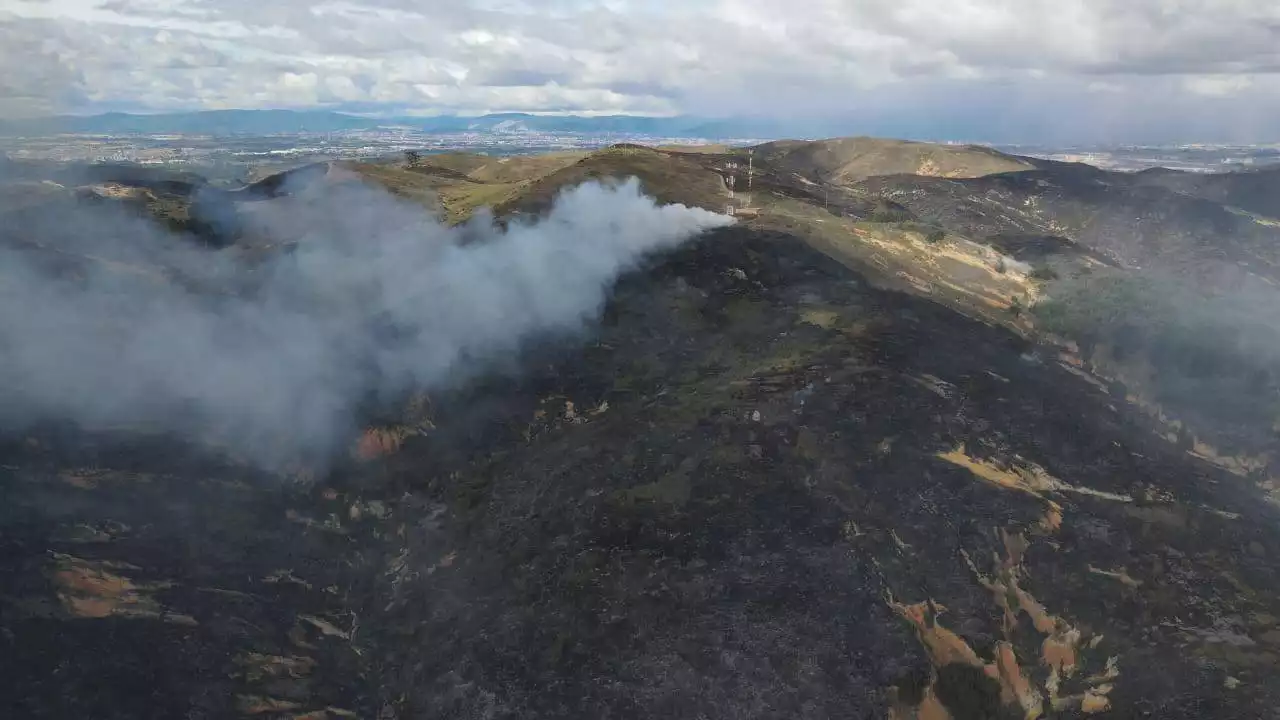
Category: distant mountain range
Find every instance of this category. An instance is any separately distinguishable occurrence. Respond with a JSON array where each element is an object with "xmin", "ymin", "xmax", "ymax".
[{"xmin": 0, "ymin": 110, "xmax": 809, "ymax": 139}]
